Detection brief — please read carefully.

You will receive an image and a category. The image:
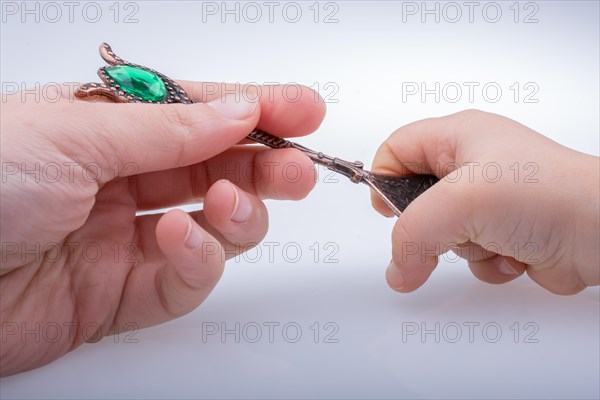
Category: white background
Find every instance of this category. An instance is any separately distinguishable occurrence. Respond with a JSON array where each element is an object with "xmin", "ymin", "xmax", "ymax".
[{"xmin": 1, "ymin": 1, "xmax": 599, "ymax": 399}]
